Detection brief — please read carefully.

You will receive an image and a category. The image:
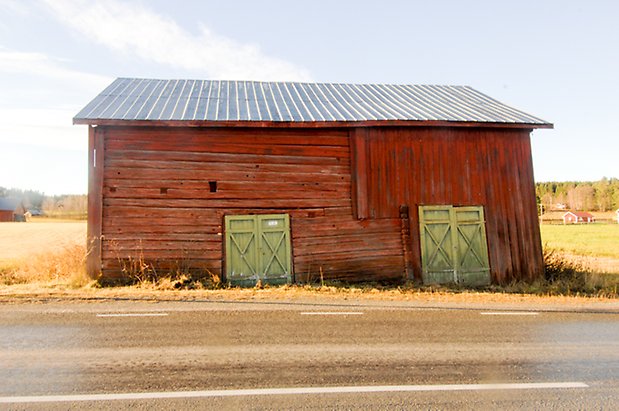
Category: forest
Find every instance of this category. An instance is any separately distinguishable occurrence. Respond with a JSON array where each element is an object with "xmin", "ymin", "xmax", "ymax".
[
  {"xmin": 536, "ymin": 178, "xmax": 619, "ymax": 212},
  {"xmin": 0, "ymin": 187, "xmax": 87, "ymax": 218}
]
